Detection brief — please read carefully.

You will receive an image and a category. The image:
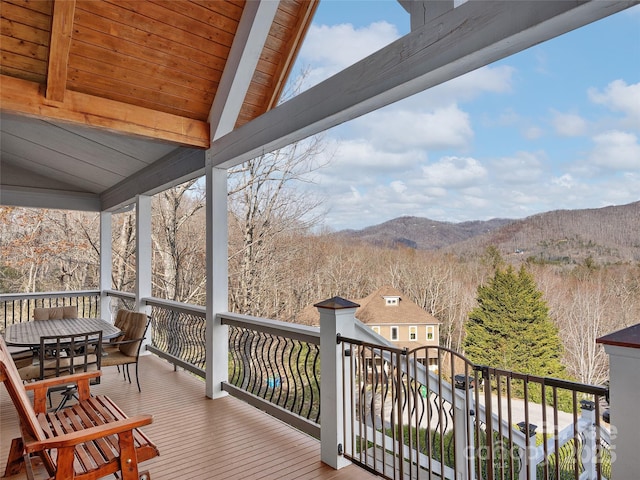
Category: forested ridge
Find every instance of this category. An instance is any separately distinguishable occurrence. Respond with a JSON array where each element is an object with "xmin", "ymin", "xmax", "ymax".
[
  {"xmin": 1, "ymin": 198, "xmax": 638, "ymax": 386},
  {"xmin": 336, "ymin": 200, "xmax": 640, "ymax": 265}
]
